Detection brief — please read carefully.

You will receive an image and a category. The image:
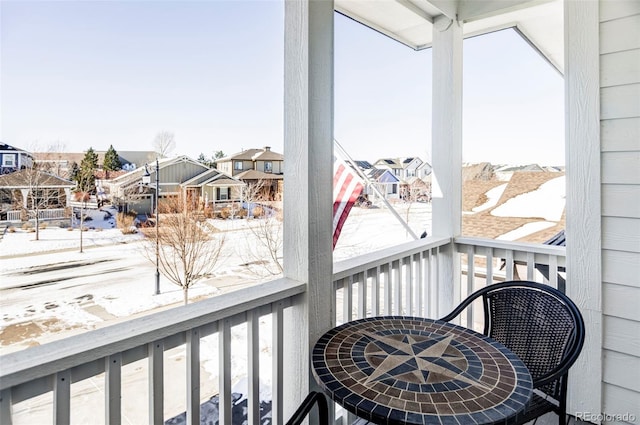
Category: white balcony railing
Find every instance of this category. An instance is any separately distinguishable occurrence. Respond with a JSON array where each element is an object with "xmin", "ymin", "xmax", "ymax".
[{"xmin": 0, "ymin": 237, "xmax": 566, "ymax": 425}]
